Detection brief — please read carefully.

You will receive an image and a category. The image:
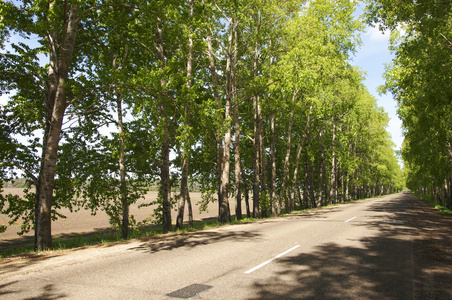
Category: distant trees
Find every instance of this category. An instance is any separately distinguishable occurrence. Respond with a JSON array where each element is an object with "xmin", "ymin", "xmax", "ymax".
[
  {"xmin": 0, "ymin": 0, "xmax": 403, "ymax": 250},
  {"xmin": 366, "ymin": 0, "xmax": 452, "ymax": 208}
]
